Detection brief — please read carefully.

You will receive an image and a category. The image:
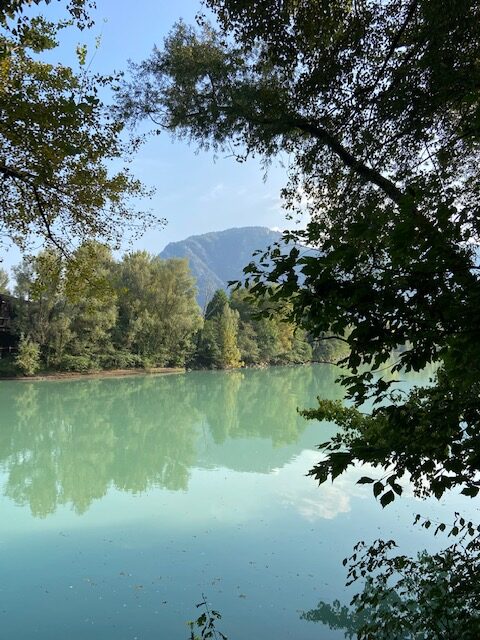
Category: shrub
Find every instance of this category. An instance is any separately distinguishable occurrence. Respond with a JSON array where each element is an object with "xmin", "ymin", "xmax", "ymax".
[
  {"xmin": 58, "ymin": 354, "xmax": 96, "ymax": 372},
  {"xmin": 15, "ymin": 337, "xmax": 41, "ymax": 376},
  {"xmin": 97, "ymin": 351, "xmax": 144, "ymax": 369}
]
